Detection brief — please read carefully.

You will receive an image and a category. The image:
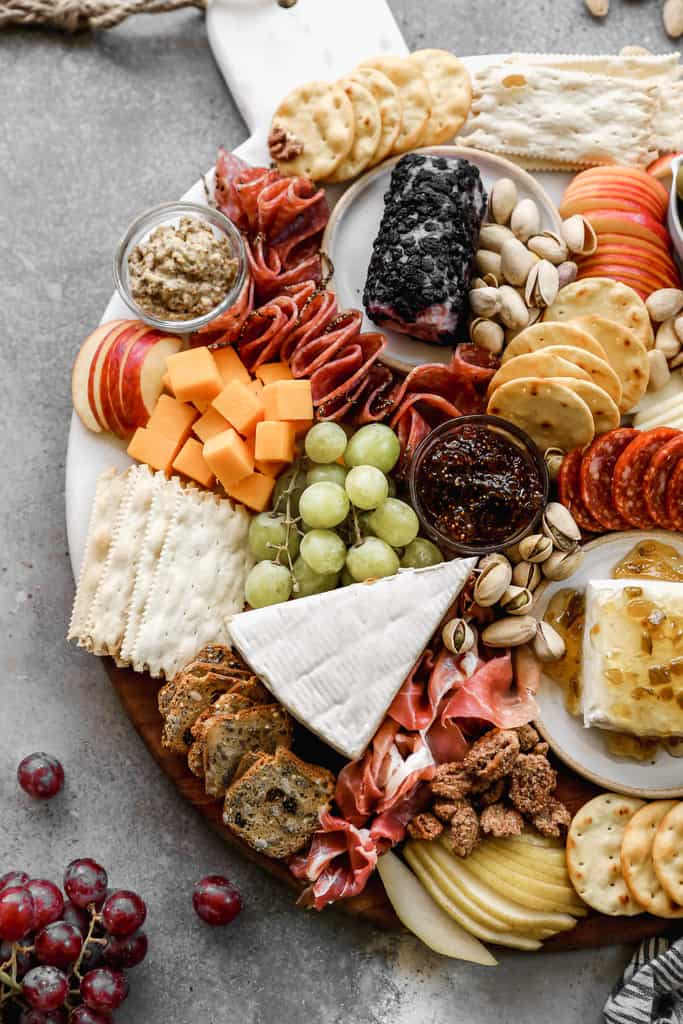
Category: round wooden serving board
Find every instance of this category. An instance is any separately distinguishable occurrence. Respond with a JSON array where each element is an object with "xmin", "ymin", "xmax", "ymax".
[{"xmin": 104, "ymin": 659, "xmax": 681, "ymax": 951}]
